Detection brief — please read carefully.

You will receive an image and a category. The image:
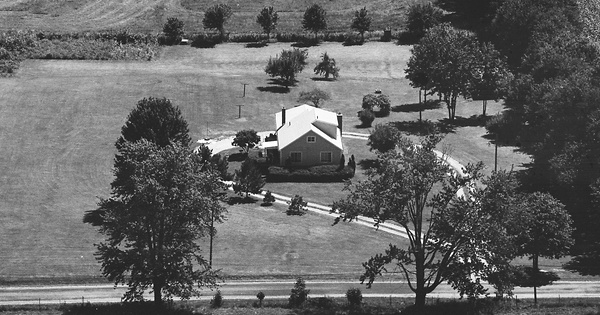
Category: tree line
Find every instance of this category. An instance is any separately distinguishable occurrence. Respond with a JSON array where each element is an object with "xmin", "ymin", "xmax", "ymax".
[
  {"xmin": 401, "ymin": 0, "xmax": 600, "ymax": 298},
  {"xmin": 163, "ymin": 4, "xmax": 372, "ymax": 45}
]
